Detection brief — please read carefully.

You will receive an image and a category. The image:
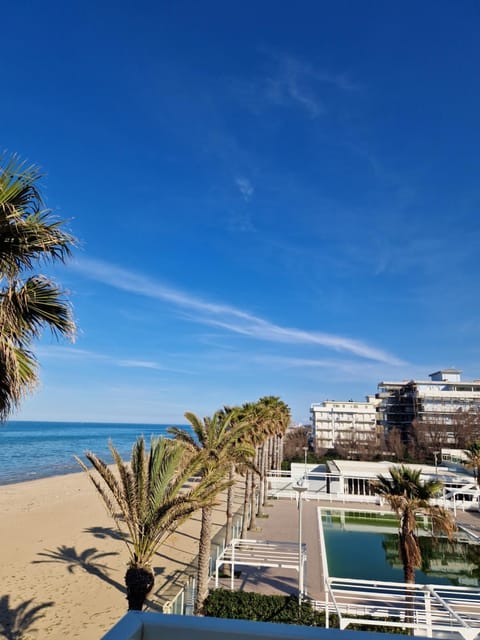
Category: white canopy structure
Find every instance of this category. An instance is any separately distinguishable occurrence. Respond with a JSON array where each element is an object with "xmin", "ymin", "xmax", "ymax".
[{"xmin": 214, "ymin": 539, "xmax": 306, "ymax": 595}]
